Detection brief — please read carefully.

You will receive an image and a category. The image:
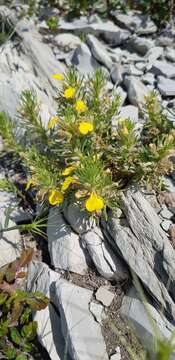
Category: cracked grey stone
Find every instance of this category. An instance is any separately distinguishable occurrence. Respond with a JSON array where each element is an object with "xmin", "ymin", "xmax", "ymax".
[
  {"xmin": 81, "ymin": 226, "xmax": 129, "ymax": 281},
  {"xmin": 145, "ymin": 47, "xmax": 163, "ymax": 64},
  {"xmin": 121, "ymin": 287, "xmax": 175, "ymax": 356},
  {"xmin": 128, "ymin": 36, "xmax": 154, "ymax": 55},
  {"xmin": 151, "ymin": 61, "xmax": 175, "ymax": 78},
  {"xmin": 160, "ymin": 206, "xmax": 173, "ymax": 220},
  {"xmin": 59, "ymin": 17, "xmax": 130, "ymax": 46},
  {"xmin": 110, "ymin": 64, "xmax": 123, "ymax": 84},
  {"xmin": 90, "ymin": 301, "xmax": 105, "ymax": 324},
  {"xmin": 54, "ymin": 33, "xmax": 81, "ymax": 50},
  {"xmin": 112, "ymin": 10, "xmax": 157, "ymax": 35},
  {"xmin": 55, "ymin": 279, "xmax": 108, "ymax": 360},
  {"xmin": 103, "ymin": 190, "xmax": 175, "ymax": 318},
  {"xmin": 142, "ymin": 73, "xmax": 155, "ymax": 85},
  {"xmin": 157, "ymin": 76, "xmax": 175, "ymax": 97},
  {"xmin": 71, "ymin": 42, "xmax": 99, "ymax": 75},
  {"xmin": 47, "ymin": 208, "xmax": 89, "ymax": 275},
  {"xmin": 124, "ymin": 76, "xmax": 149, "ymax": 107},
  {"xmin": 117, "ymin": 105, "xmax": 139, "ymax": 124},
  {"xmin": 63, "ymin": 202, "xmax": 95, "ymax": 234},
  {"xmin": 161, "ymin": 220, "xmax": 172, "ymax": 232},
  {"xmin": 27, "ymin": 261, "xmax": 70, "ymax": 360},
  {"xmin": 165, "ymin": 48, "xmax": 175, "ymax": 63},
  {"xmin": 87, "ymin": 34, "xmax": 113, "ymax": 70},
  {"xmin": 96, "ymin": 286, "xmax": 115, "ymax": 307}
]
